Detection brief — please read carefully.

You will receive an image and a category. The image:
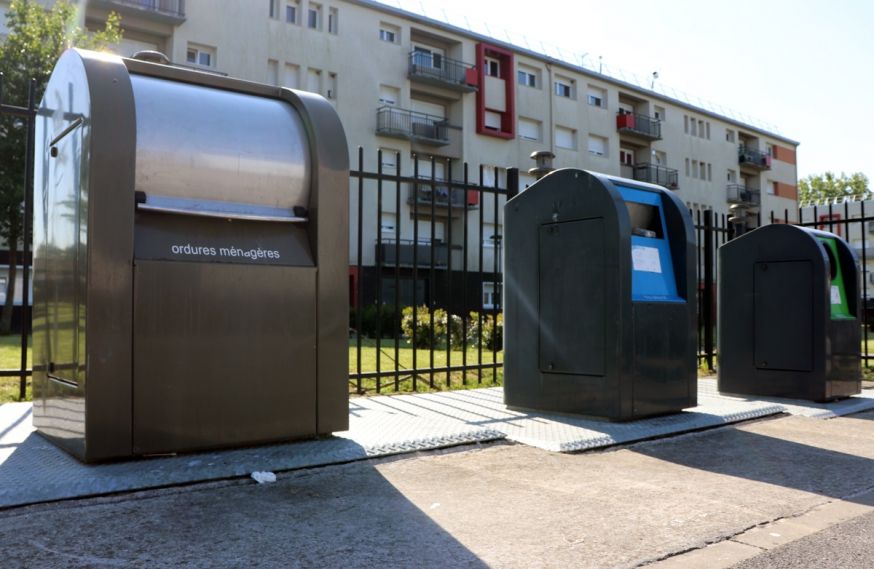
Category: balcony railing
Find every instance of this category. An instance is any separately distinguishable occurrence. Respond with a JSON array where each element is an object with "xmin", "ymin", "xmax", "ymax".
[
  {"xmin": 726, "ymin": 184, "xmax": 761, "ymax": 206},
  {"xmin": 376, "ymin": 106, "xmax": 450, "ymax": 146},
  {"xmin": 408, "ymin": 51, "xmax": 478, "ymax": 92},
  {"xmin": 93, "ymin": 0, "xmax": 186, "ymax": 22},
  {"xmin": 616, "ymin": 111, "xmax": 662, "ymax": 141},
  {"xmin": 738, "ymin": 144, "xmax": 772, "ymax": 170},
  {"xmin": 627, "ymin": 163, "xmax": 678, "ymax": 189},
  {"xmin": 375, "ymin": 239, "xmax": 449, "ymax": 268}
]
